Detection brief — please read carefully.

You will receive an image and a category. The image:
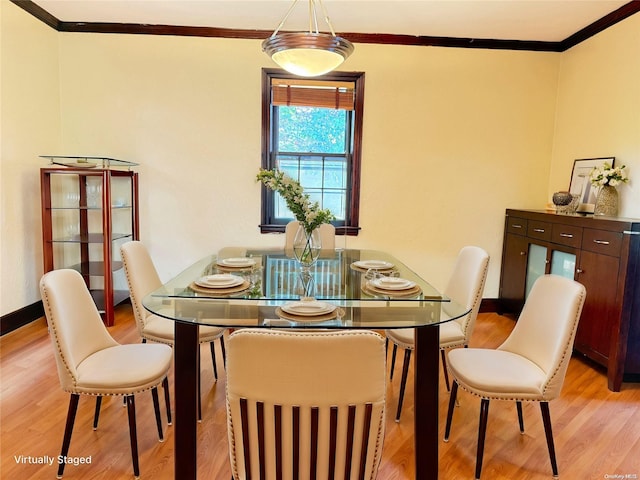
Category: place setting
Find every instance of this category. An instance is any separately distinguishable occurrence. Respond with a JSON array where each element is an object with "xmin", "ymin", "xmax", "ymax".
[
  {"xmin": 275, "ymin": 299, "xmax": 344, "ymax": 322},
  {"xmin": 363, "ymin": 275, "xmax": 422, "ymax": 298},
  {"xmin": 189, "ymin": 273, "xmax": 251, "ymax": 295},
  {"xmin": 350, "ymin": 259, "xmax": 395, "ymax": 273},
  {"xmin": 215, "ymin": 256, "xmax": 257, "ymax": 271}
]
